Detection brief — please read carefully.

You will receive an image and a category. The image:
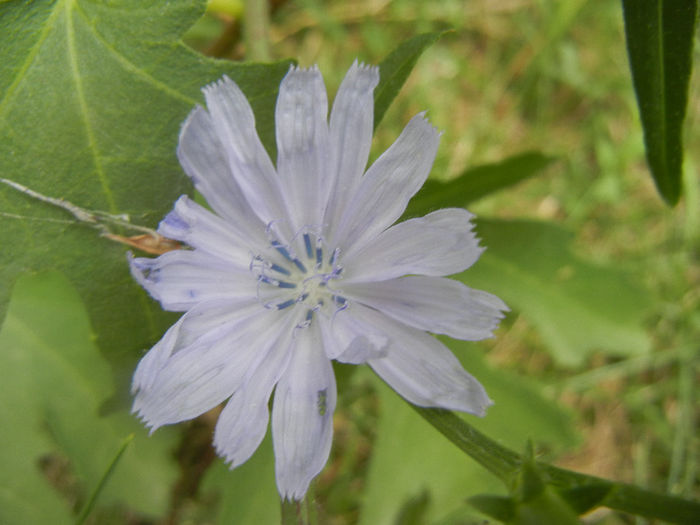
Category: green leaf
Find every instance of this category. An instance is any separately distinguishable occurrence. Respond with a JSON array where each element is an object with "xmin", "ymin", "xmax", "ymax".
[
  {"xmin": 358, "ymin": 346, "xmax": 577, "ymax": 525},
  {"xmin": 519, "ymin": 461, "xmax": 546, "ymax": 502},
  {"xmin": 0, "ymin": 0, "xmax": 291, "ymax": 363},
  {"xmin": 200, "ymin": 434, "xmax": 280, "ymax": 524},
  {"xmin": 468, "ymin": 494, "xmax": 516, "ymax": 522},
  {"xmin": 622, "ymin": 0, "xmax": 698, "ymax": 205},
  {"xmin": 75, "ymin": 434, "xmax": 134, "ymax": 525},
  {"xmin": 509, "ymin": 461, "xmax": 582, "ymax": 525},
  {"xmin": 0, "ymin": 271, "xmax": 179, "ymax": 523},
  {"xmin": 463, "ymin": 219, "xmax": 652, "ymax": 367},
  {"xmin": 512, "ymin": 487, "xmax": 582, "ymax": 525},
  {"xmin": 374, "ymin": 31, "xmax": 446, "ymax": 129},
  {"xmin": 394, "ymin": 490, "xmax": 431, "ymax": 525},
  {"xmin": 404, "ymin": 152, "xmax": 555, "ymax": 217}
]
